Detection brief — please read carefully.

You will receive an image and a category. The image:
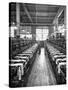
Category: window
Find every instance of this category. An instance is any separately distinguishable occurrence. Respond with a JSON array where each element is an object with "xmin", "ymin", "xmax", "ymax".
[{"xmin": 36, "ymin": 28, "xmax": 49, "ymax": 41}]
